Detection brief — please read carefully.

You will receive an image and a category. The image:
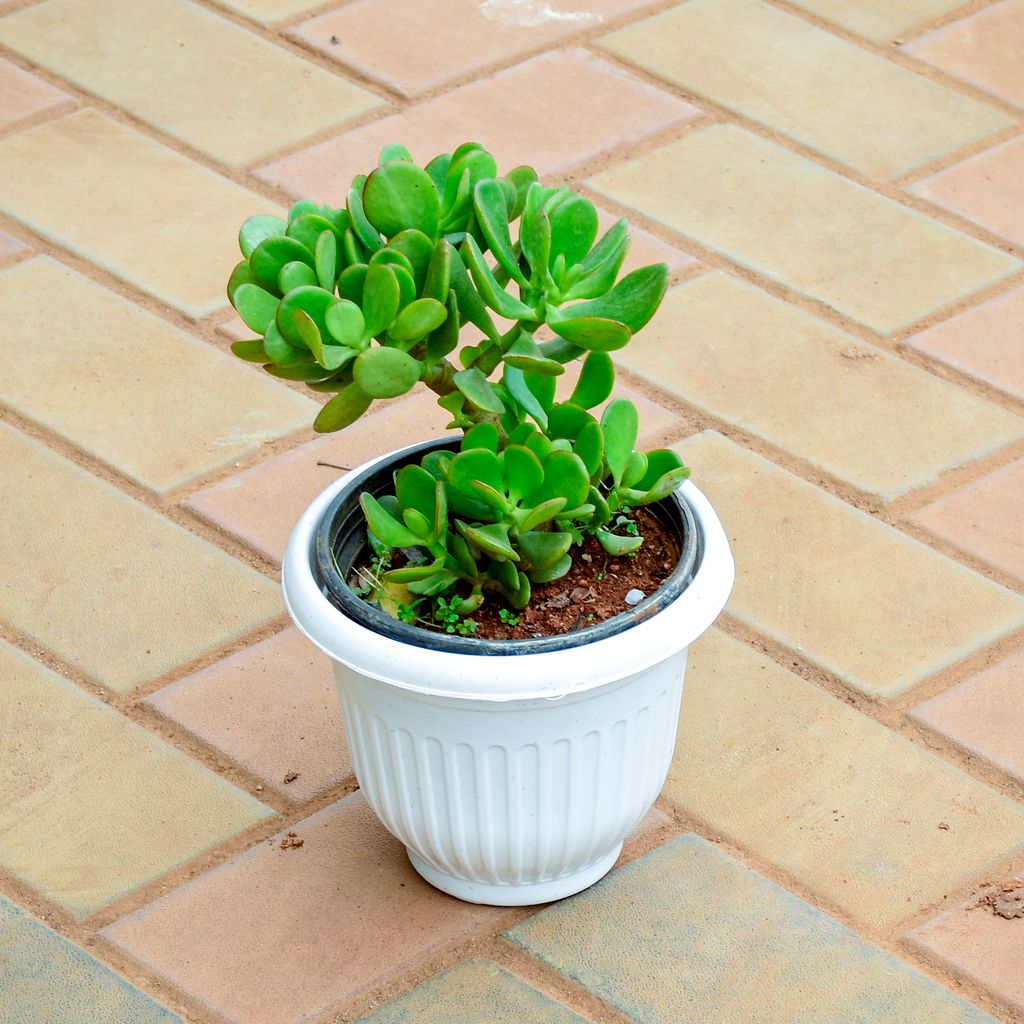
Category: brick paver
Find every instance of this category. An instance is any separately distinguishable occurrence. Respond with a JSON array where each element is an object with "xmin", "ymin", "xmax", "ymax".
[
  {"xmin": 674, "ymin": 431, "xmax": 1024, "ymax": 696},
  {"xmin": 507, "ymin": 835, "xmax": 998, "ymax": 1023},
  {"xmin": 0, "ymin": 897, "xmax": 183, "ymax": 1023},
  {"xmin": 619, "ymin": 272, "xmax": 1024, "ymax": 500},
  {"xmin": 599, "ymin": 0, "xmax": 1010, "ymax": 179},
  {"xmin": 2, "ymin": 0, "xmax": 1024, "ymax": 1021},
  {"xmin": 669, "ymin": 630, "xmax": 1024, "ymax": 929}
]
